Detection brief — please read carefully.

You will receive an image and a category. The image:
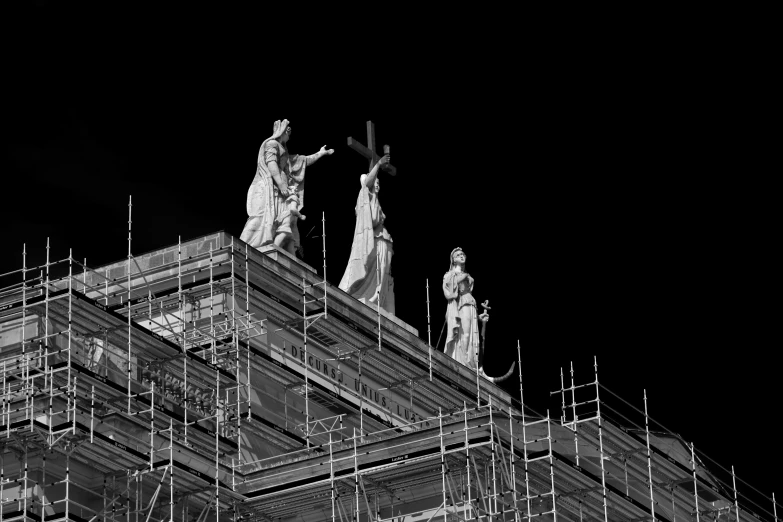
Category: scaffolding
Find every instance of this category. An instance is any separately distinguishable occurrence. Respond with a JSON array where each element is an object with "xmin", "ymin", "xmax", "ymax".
[{"xmin": 0, "ymin": 230, "xmax": 777, "ymax": 522}]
